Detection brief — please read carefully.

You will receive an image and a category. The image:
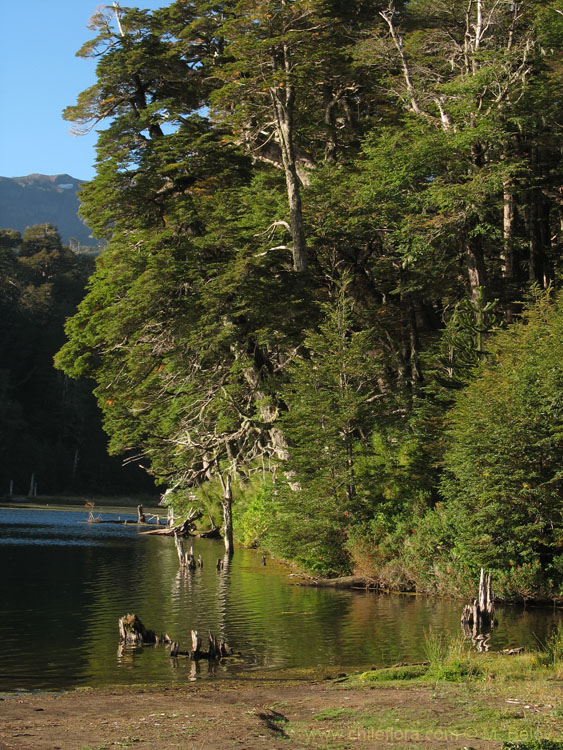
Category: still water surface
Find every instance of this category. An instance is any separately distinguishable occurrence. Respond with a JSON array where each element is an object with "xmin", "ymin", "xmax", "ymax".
[{"xmin": 1, "ymin": 507, "xmax": 561, "ymax": 691}]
